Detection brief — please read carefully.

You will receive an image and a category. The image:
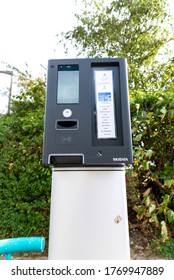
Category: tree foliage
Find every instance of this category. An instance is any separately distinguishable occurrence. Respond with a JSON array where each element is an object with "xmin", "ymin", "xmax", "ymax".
[
  {"xmin": 60, "ymin": 0, "xmax": 174, "ymax": 88},
  {"xmin": 0, "ymin": 70, "xmax": 51, "ymax": 239}
]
